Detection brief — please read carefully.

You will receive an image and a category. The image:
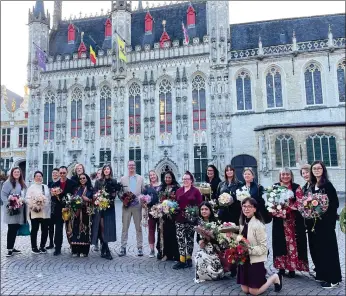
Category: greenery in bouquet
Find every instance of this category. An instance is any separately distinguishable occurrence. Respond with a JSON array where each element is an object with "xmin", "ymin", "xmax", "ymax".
[
  {"xmin": 235, "ymin": 186, "xmax": 251, "ymax": 202},
  {"xmin": 263, "ymin": 185, "xmax": 291, "ymax": 218},
  {"xmin": 161, "ymin": 199, "xmax": 180, "ymax": 219},
  {"xmin": 218, "ymin": 192, "xmax": 233, "ymax": 207},
  {"xmin": 297, "ymin": 192, "xmax": 329, "ymax": 232},
  {"xmin": 6, "ymin": 194, "xmax": 24, "ymax": 216},
  {"xmin": 194, "ymin": 221, "xmax": 219, "ymax": 241},
  {"xmin": 94, "ymin": 189, "xmax": 110, "ymax": 211},
  {"xmin": 184, "ymin": 205, "xmax": 199, "ymax": 224},
  {"xmin": 224, "ymin": 233, "xmax": 250, "ymax": 265},
  {"xmin": 62, "ymin": 193, "xmax": 83, "ymax": 212}
]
